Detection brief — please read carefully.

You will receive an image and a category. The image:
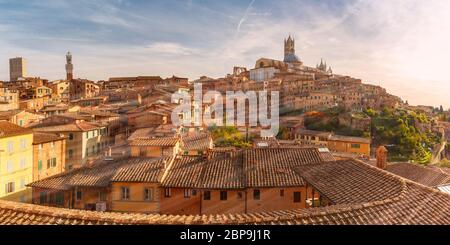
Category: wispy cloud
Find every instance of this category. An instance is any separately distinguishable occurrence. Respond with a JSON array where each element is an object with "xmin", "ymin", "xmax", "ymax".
[
  {"xmin": 0, "ymin": 0, "xmax": 449, "ymax": 108},
  {"xmin": 146, "ymin": 42, "xmax": 197, "ymax": 56},
  {"xmin": 236, "ymin": 0, "xmax": 256, "ymax": 35}
]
